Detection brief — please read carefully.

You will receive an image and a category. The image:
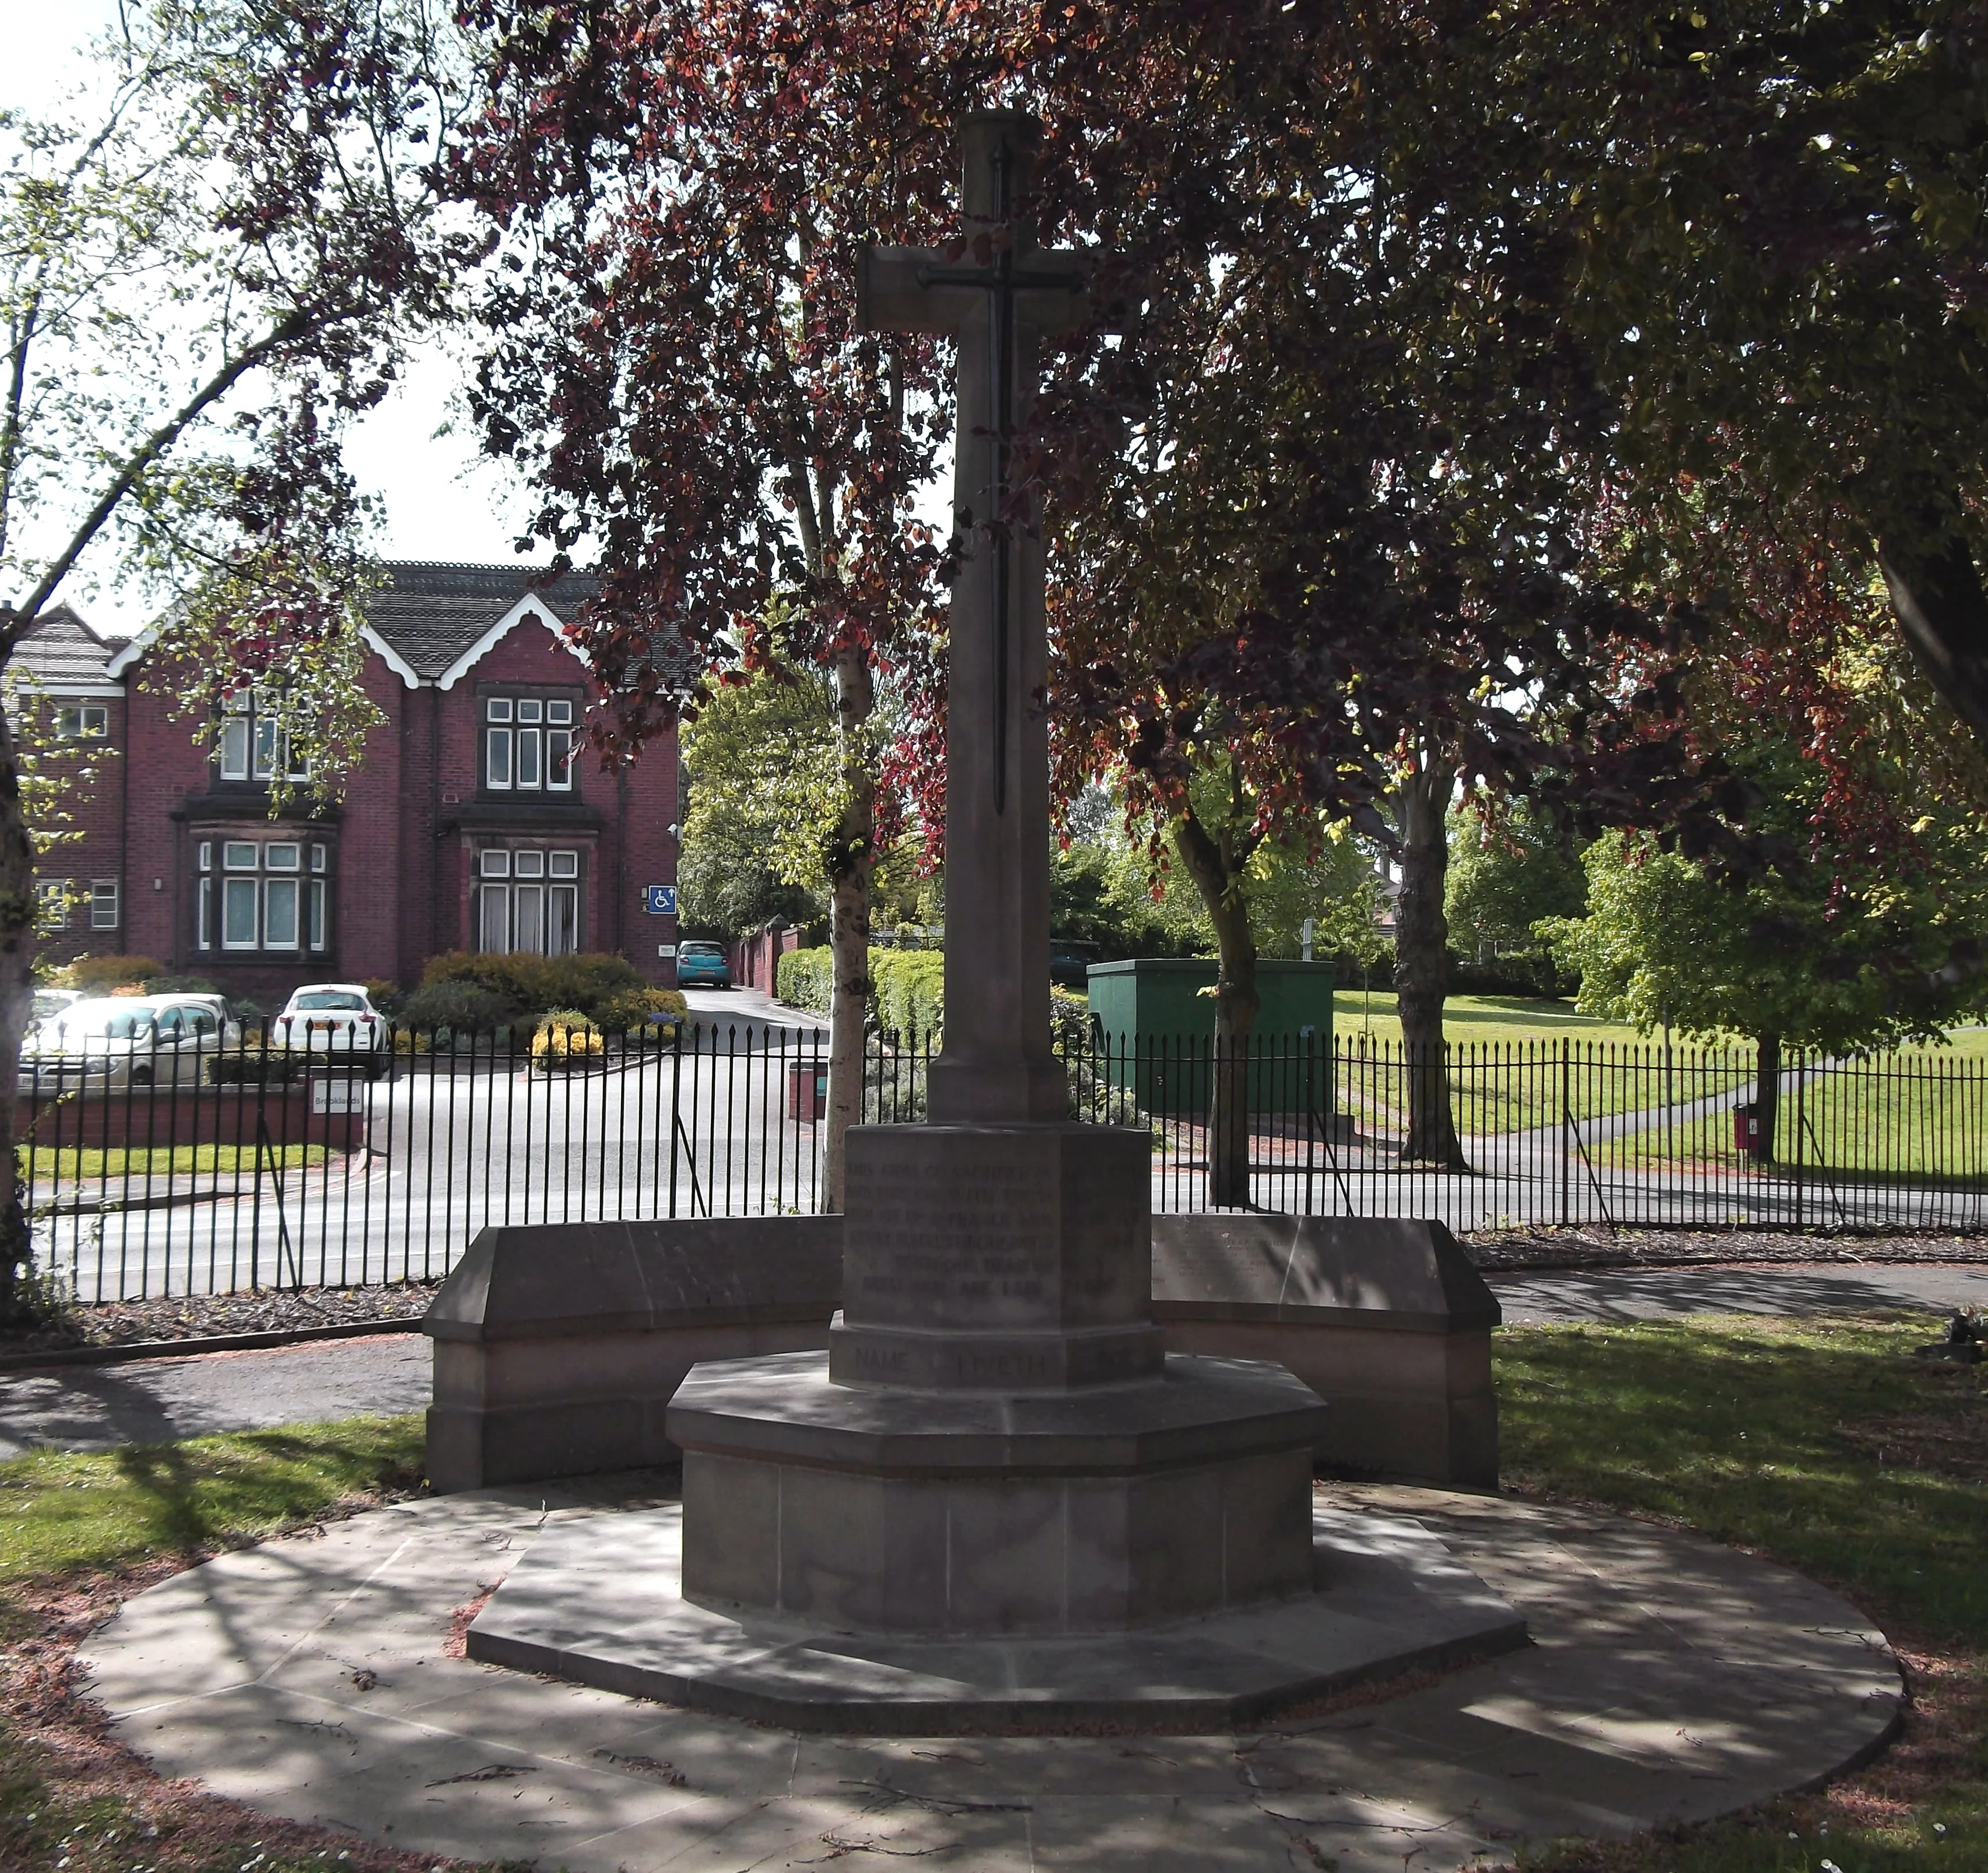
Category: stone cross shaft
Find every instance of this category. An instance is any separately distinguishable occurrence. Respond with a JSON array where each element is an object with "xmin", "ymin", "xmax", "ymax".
[{"xmin": 858, "ymin": 111, "xmax": 1096, "ymax": 1124}]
